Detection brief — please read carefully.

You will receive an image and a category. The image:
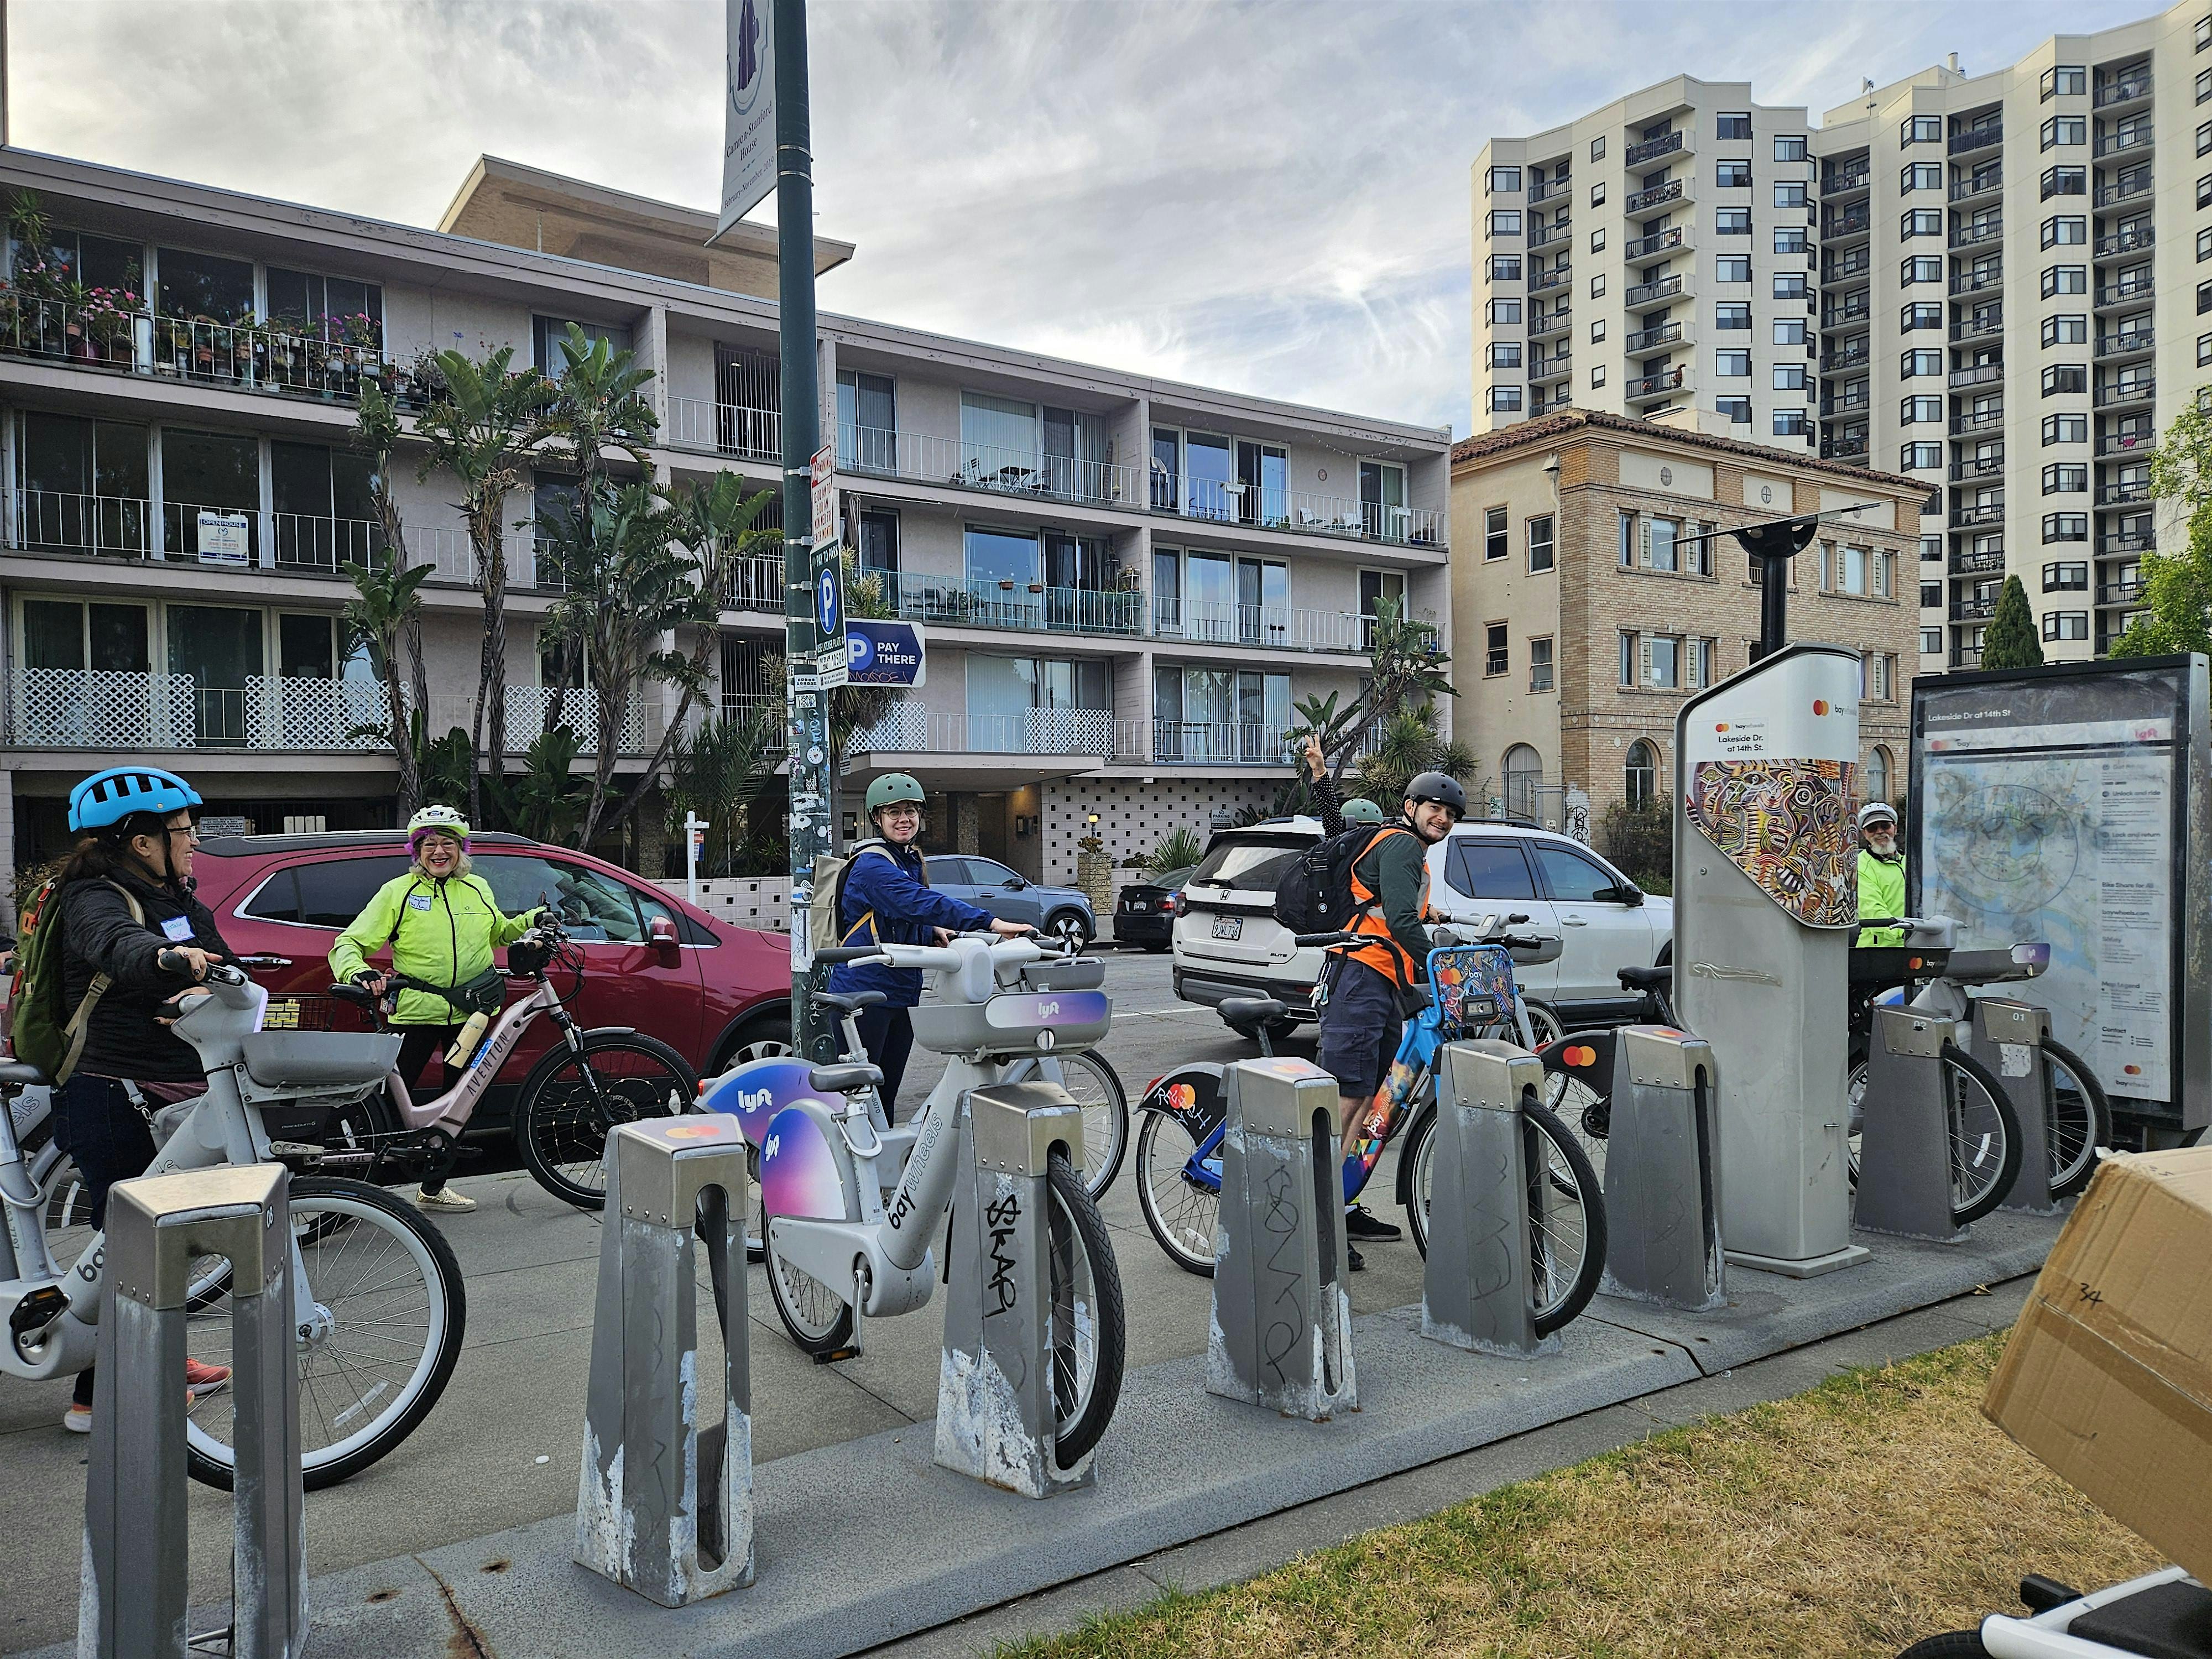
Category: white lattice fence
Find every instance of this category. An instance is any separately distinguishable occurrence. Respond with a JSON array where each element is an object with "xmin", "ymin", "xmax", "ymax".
[
  {"xmin": 245, "ymin": 676, "xmax": 388, "ymax": 750},
  {"xmin": 853, "ymin": 700, "xmax": 927, "ymax": 750},
  {"xmin": 13, "ymin": 668, "xmax": 196, "ymax": 748}
]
